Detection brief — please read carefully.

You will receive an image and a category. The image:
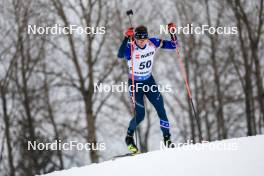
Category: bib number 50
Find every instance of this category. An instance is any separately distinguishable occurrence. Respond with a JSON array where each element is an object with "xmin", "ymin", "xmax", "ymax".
[{"xmin": 139, "ymin": 60, "xmax": 152, "ymax": 70}]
